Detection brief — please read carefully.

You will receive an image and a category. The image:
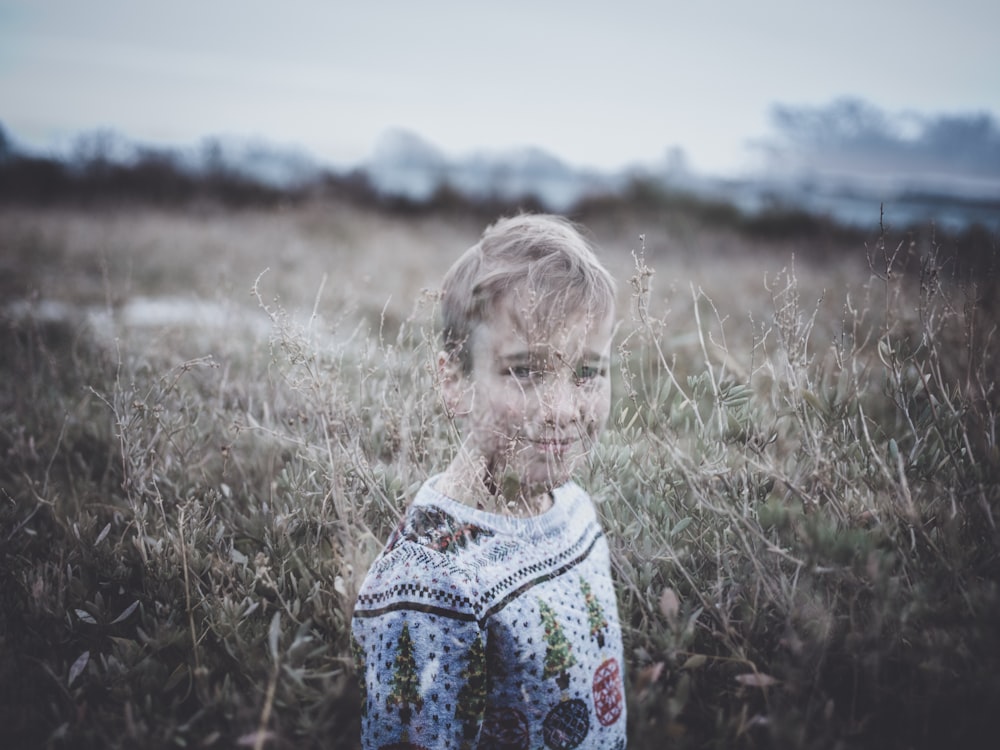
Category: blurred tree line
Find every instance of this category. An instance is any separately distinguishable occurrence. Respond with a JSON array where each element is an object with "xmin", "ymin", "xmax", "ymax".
[{"xmin": 0, "ymin": 122, "xmax": 995, "ymax": 277}]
